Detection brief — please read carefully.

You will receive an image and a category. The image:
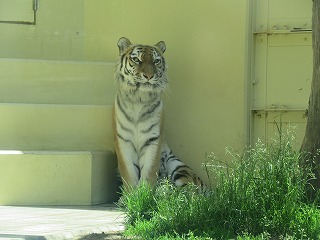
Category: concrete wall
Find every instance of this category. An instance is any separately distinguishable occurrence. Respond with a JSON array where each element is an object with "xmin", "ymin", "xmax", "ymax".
[
  {"xmin": 85, "ymin": 0, "xmax": 250, "ymax": 179},
  {"xmin": 0, "ymin": 0, "xmax": 250, "ymax": 184},
  {"xmin": 0, "ymin": 0, "xmax": 84, "ymax": 60}
]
